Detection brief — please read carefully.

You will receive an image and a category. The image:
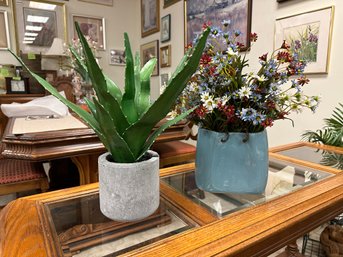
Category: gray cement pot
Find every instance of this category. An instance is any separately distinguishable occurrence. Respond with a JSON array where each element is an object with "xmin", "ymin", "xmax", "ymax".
[{"xmin": 98, "ymin": 150, "xmax": 160, "ymax": 221}]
